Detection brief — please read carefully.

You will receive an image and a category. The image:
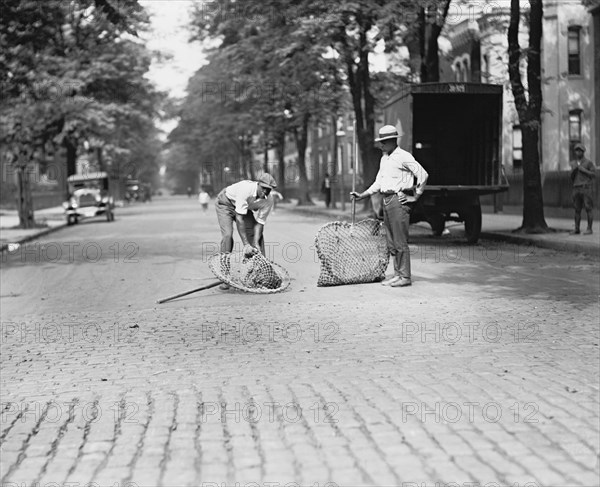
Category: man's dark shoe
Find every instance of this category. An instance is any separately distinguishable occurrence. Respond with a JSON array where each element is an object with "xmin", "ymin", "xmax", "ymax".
[
  {"xmin": 390, "ymin": 278, "xmax": 412, "ymax": 287},
  {"xmin": 584, "ymin": 229, "xmax": 593, "ymax": 235}
]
